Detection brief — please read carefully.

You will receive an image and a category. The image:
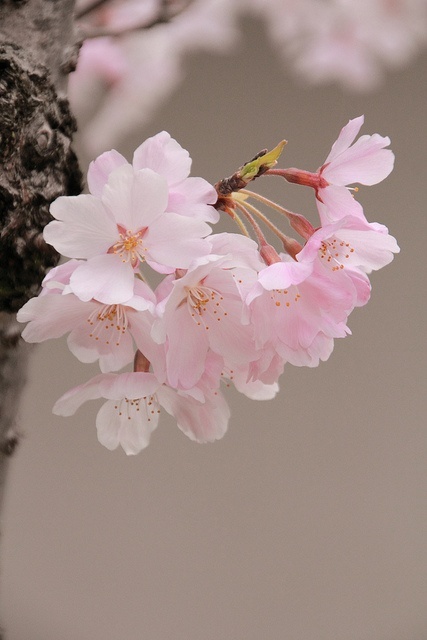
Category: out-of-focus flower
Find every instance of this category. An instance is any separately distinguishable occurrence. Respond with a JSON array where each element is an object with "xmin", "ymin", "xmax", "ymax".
[
  {"xmin": 72, "ymin": 0, "xmax": 241, "ymax": 155},
  {"xmin": 247, "ymin": 0, "xmax": 427, "ymax": 90}
]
